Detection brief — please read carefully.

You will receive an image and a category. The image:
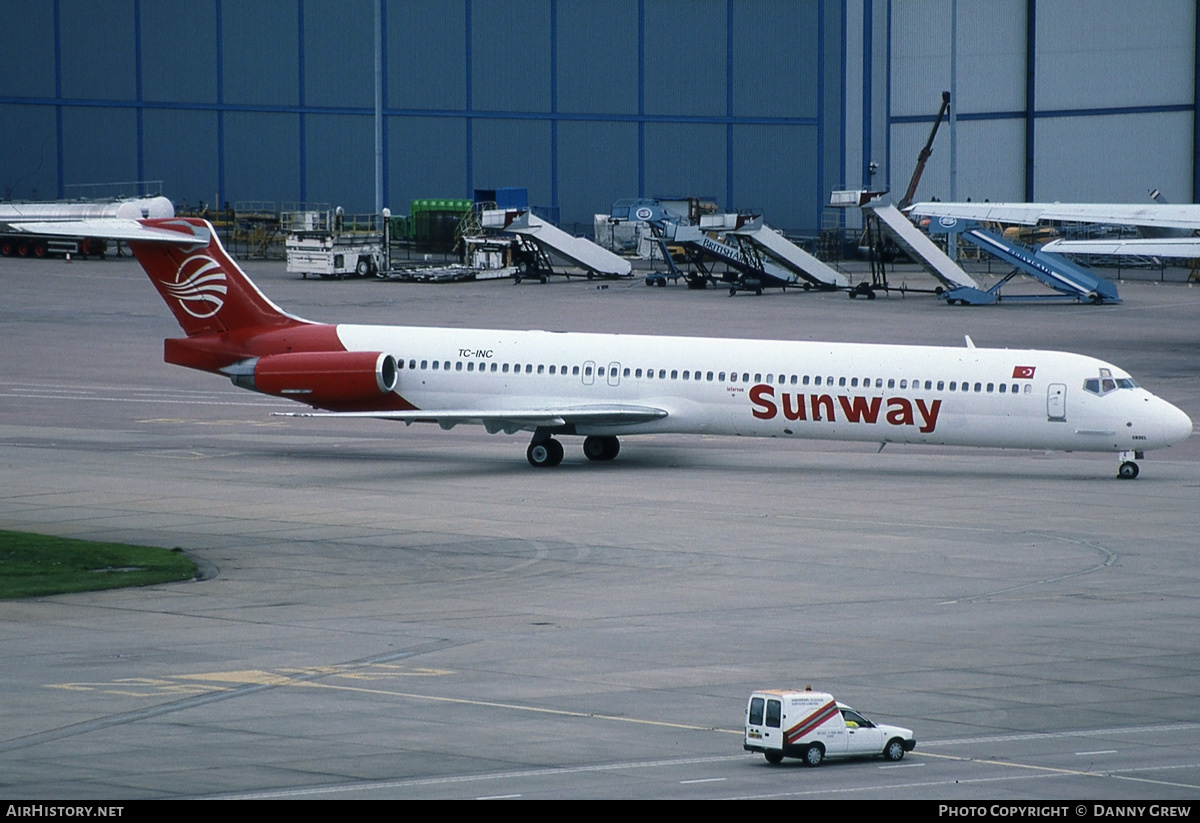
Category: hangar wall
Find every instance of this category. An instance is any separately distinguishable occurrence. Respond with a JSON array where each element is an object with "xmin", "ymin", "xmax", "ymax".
[
  {"xmin": 0, "ymin": 0, "xmax": 843, "ymax": 235},
  {"xmin": 2, "ymin": 0, "xmax": 1197, "ymax": 235},
  {"xmin": 881, "ymin": 0, "xmax": 1199, "ymax": 206}
]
